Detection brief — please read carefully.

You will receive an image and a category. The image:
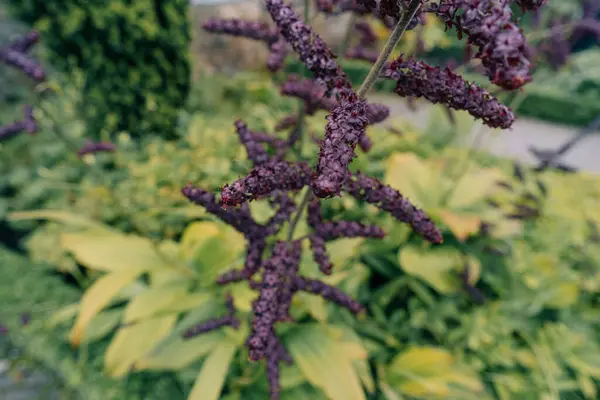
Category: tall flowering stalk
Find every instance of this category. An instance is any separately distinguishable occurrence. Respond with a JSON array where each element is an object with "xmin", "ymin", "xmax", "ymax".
[{"xmin": 189, "ymin": 0, "xmax": 545, "ymax": 397}]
